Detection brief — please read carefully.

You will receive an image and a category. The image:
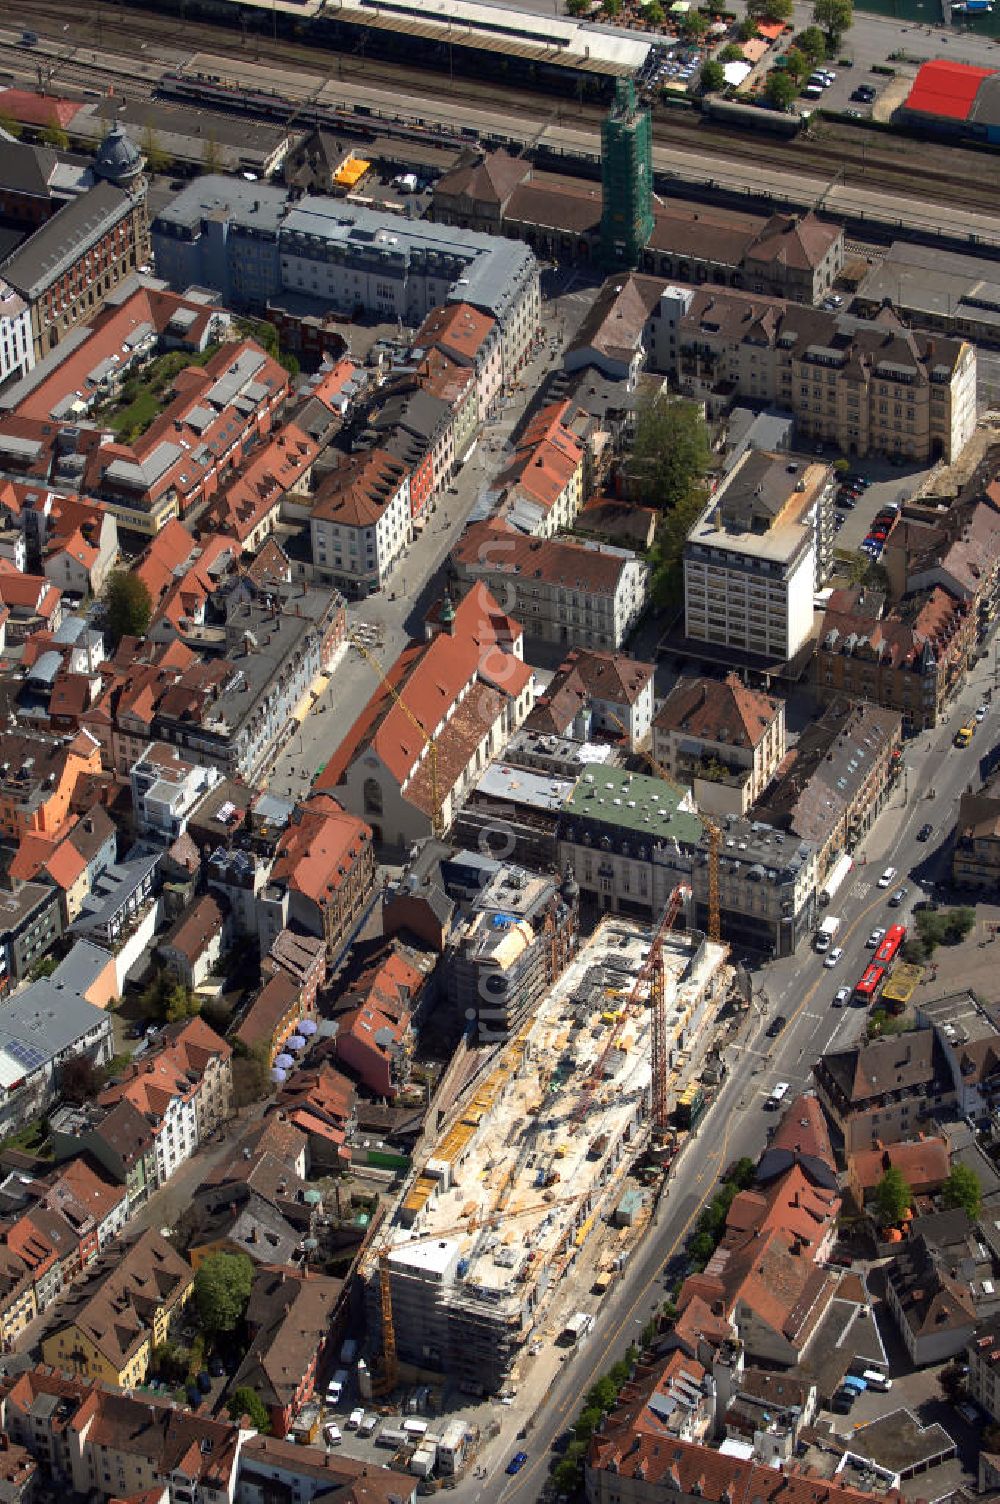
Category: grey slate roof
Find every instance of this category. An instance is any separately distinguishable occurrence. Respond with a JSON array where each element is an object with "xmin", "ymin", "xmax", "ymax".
[{"xmin": 2, "ymin": 180, "xmax": 132, "ymax": 300}]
